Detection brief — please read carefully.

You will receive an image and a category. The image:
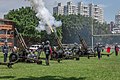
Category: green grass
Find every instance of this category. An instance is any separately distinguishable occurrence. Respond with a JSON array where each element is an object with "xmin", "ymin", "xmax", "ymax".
[{"xmin": 0, "ymin": 51, "xmax": 120, "ymax": 80}]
